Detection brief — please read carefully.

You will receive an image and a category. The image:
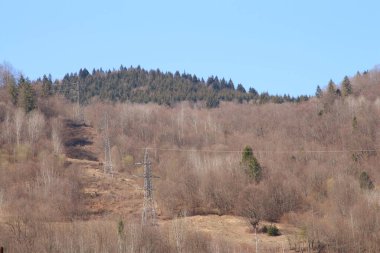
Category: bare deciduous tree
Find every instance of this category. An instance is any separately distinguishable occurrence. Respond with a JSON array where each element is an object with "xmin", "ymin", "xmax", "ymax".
[
  {"xmin": 14, "ymin": 108, "xmax": 25, "ymax": 147},
  {"xmin": 170, "ymin": 212, "xmax": 188, "ymax": 253},
  {"xmin": 0, "ymin": 188, "xmax": 3, "ymax": 210},
  {"xmin": 27, "ymin": 111, "xmax": 45, "ymax": 146},
  {"xmin": 3, "ymin": 112, "xmax": 12, "ymax": 144},
  {"xmin": 51, "ymin": 119, "xmax": 62, "ymax": 155}
]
